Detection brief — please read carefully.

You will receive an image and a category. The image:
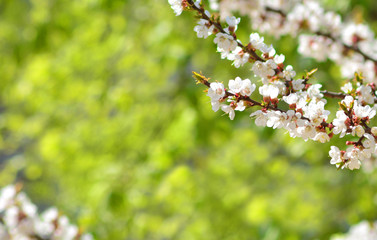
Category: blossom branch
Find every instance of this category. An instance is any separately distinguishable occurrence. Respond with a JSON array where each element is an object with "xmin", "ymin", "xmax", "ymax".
[
  {"xmin": 264, "ymin": 6, "xmax": 377, "ymax": 64},
  {"xmin": 169, "ymin": 0, "xmax": 377, "ymax": 171}
]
